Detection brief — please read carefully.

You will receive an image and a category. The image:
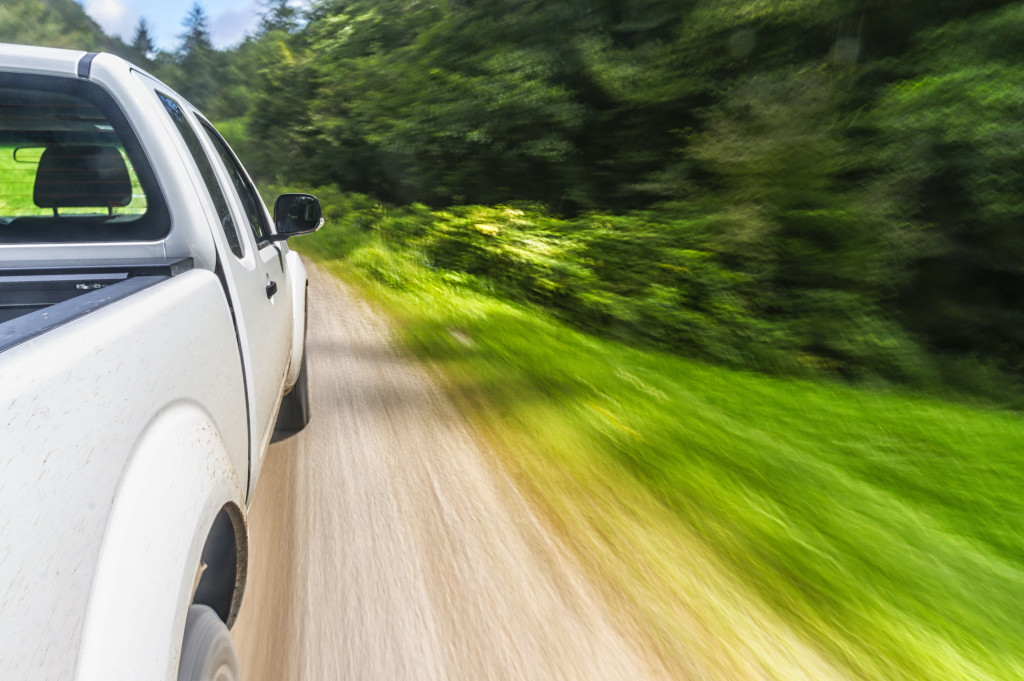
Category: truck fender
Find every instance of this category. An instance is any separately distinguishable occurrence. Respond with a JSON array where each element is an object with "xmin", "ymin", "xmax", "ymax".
[
  {"xmin": 283, "ymin": 249, "xmax": 308, "ymax": 392},
  {"xmin": 75, "ymin": 401, "xmax": 248, "ymax": 681}
]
